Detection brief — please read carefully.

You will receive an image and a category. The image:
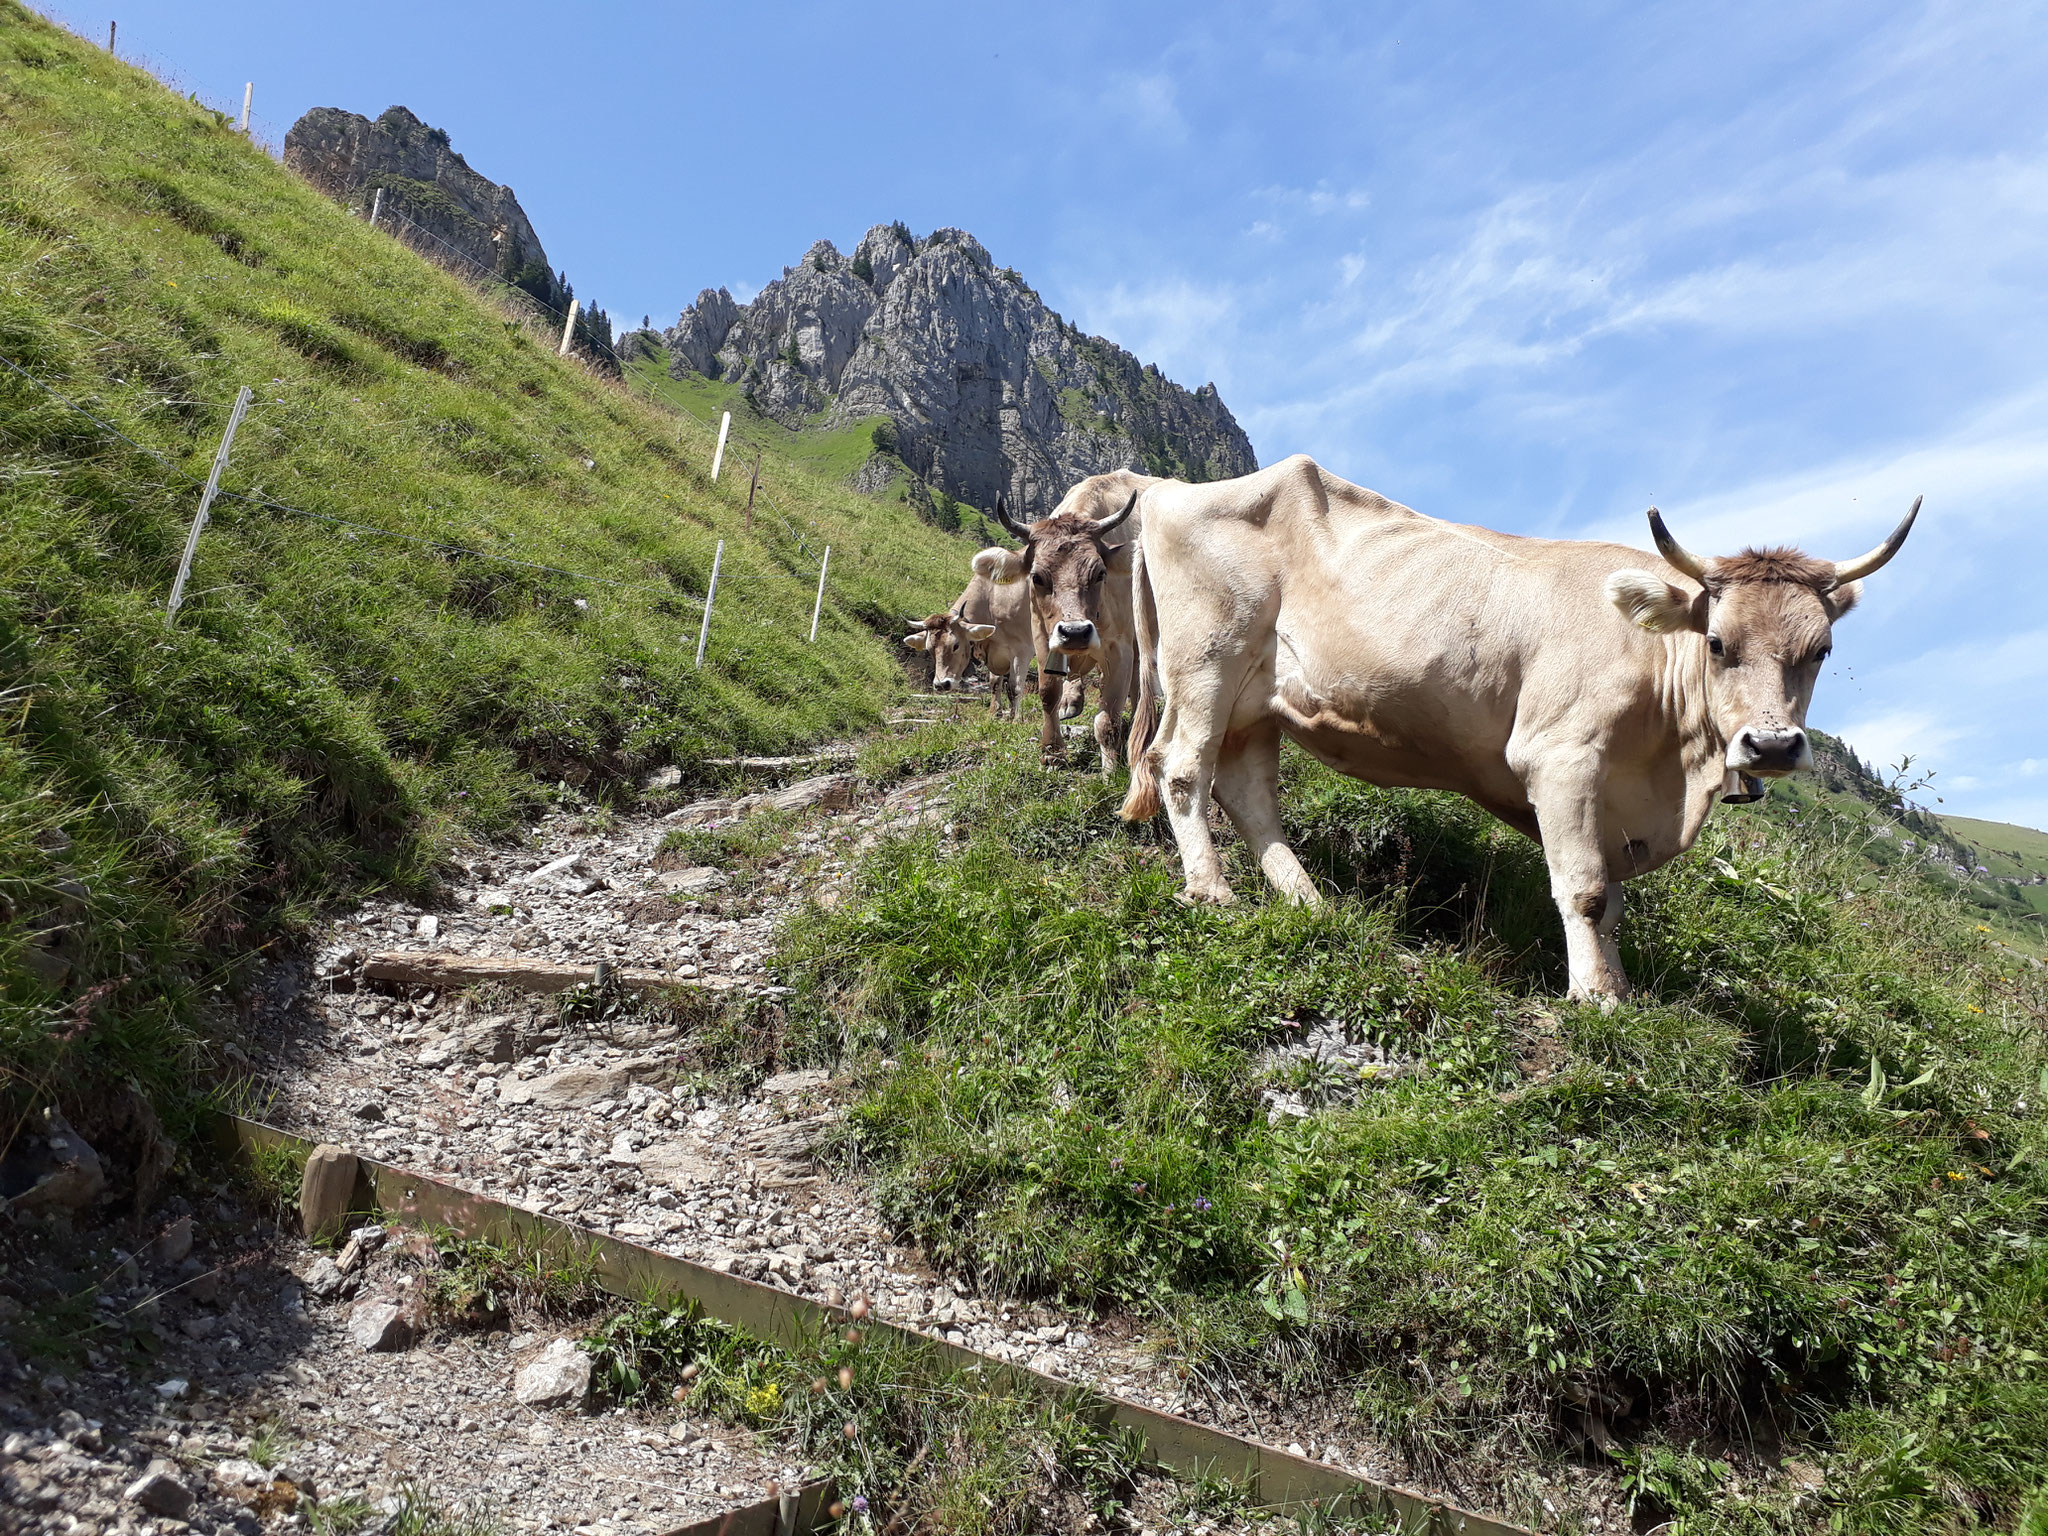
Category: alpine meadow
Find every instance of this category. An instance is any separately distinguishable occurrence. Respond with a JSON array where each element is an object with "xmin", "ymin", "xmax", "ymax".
[{"xmin": 4, "ymin": 6, "xmax": 2048, "ymax": 1536}]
